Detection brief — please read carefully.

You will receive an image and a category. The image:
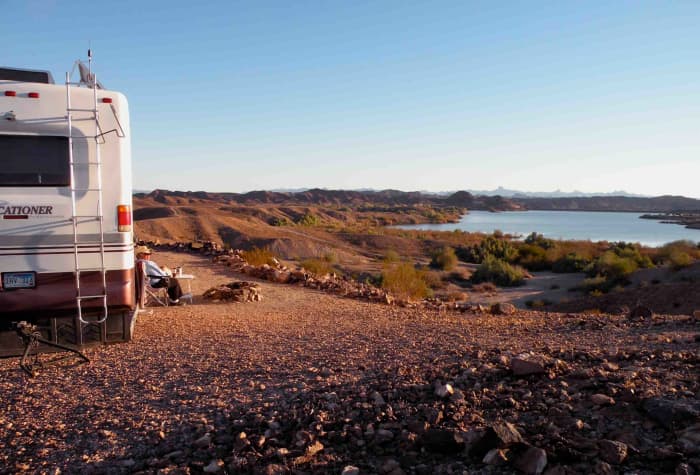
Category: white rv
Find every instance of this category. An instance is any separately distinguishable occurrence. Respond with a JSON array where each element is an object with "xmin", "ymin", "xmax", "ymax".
[{"xmin": 0, "ymin": 58, "xmax": 137, "ymax": 356}]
